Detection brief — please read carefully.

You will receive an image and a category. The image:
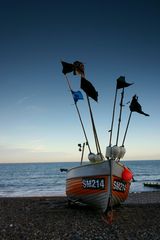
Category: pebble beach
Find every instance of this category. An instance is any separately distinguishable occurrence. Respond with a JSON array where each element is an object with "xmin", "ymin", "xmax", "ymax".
[{"xmin": 0, "ymin": 191, "xmax": 160, "ymax": 240}]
